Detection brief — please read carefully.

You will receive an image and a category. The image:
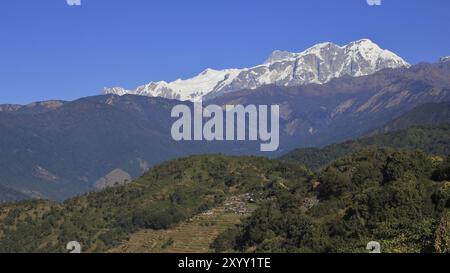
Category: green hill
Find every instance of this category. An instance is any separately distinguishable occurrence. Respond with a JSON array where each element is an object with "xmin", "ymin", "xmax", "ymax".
[
  {"xmin": 281, "ymin": 125, "xmax": 450, "ymax": 170},
  {"xmin": 0, "ymin": 148, "xmax": 448, "ymax": 253},
  {"xmin": 213, "ymin": 148, "xmax": 450, "ymax": 253},
  {"xmin": 0, "ymin": 124, "xmax": 449, "ymax": 253},
  {"xmin": 0, "ymin": 155, "xmax": 310, "ymax": 253}
]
